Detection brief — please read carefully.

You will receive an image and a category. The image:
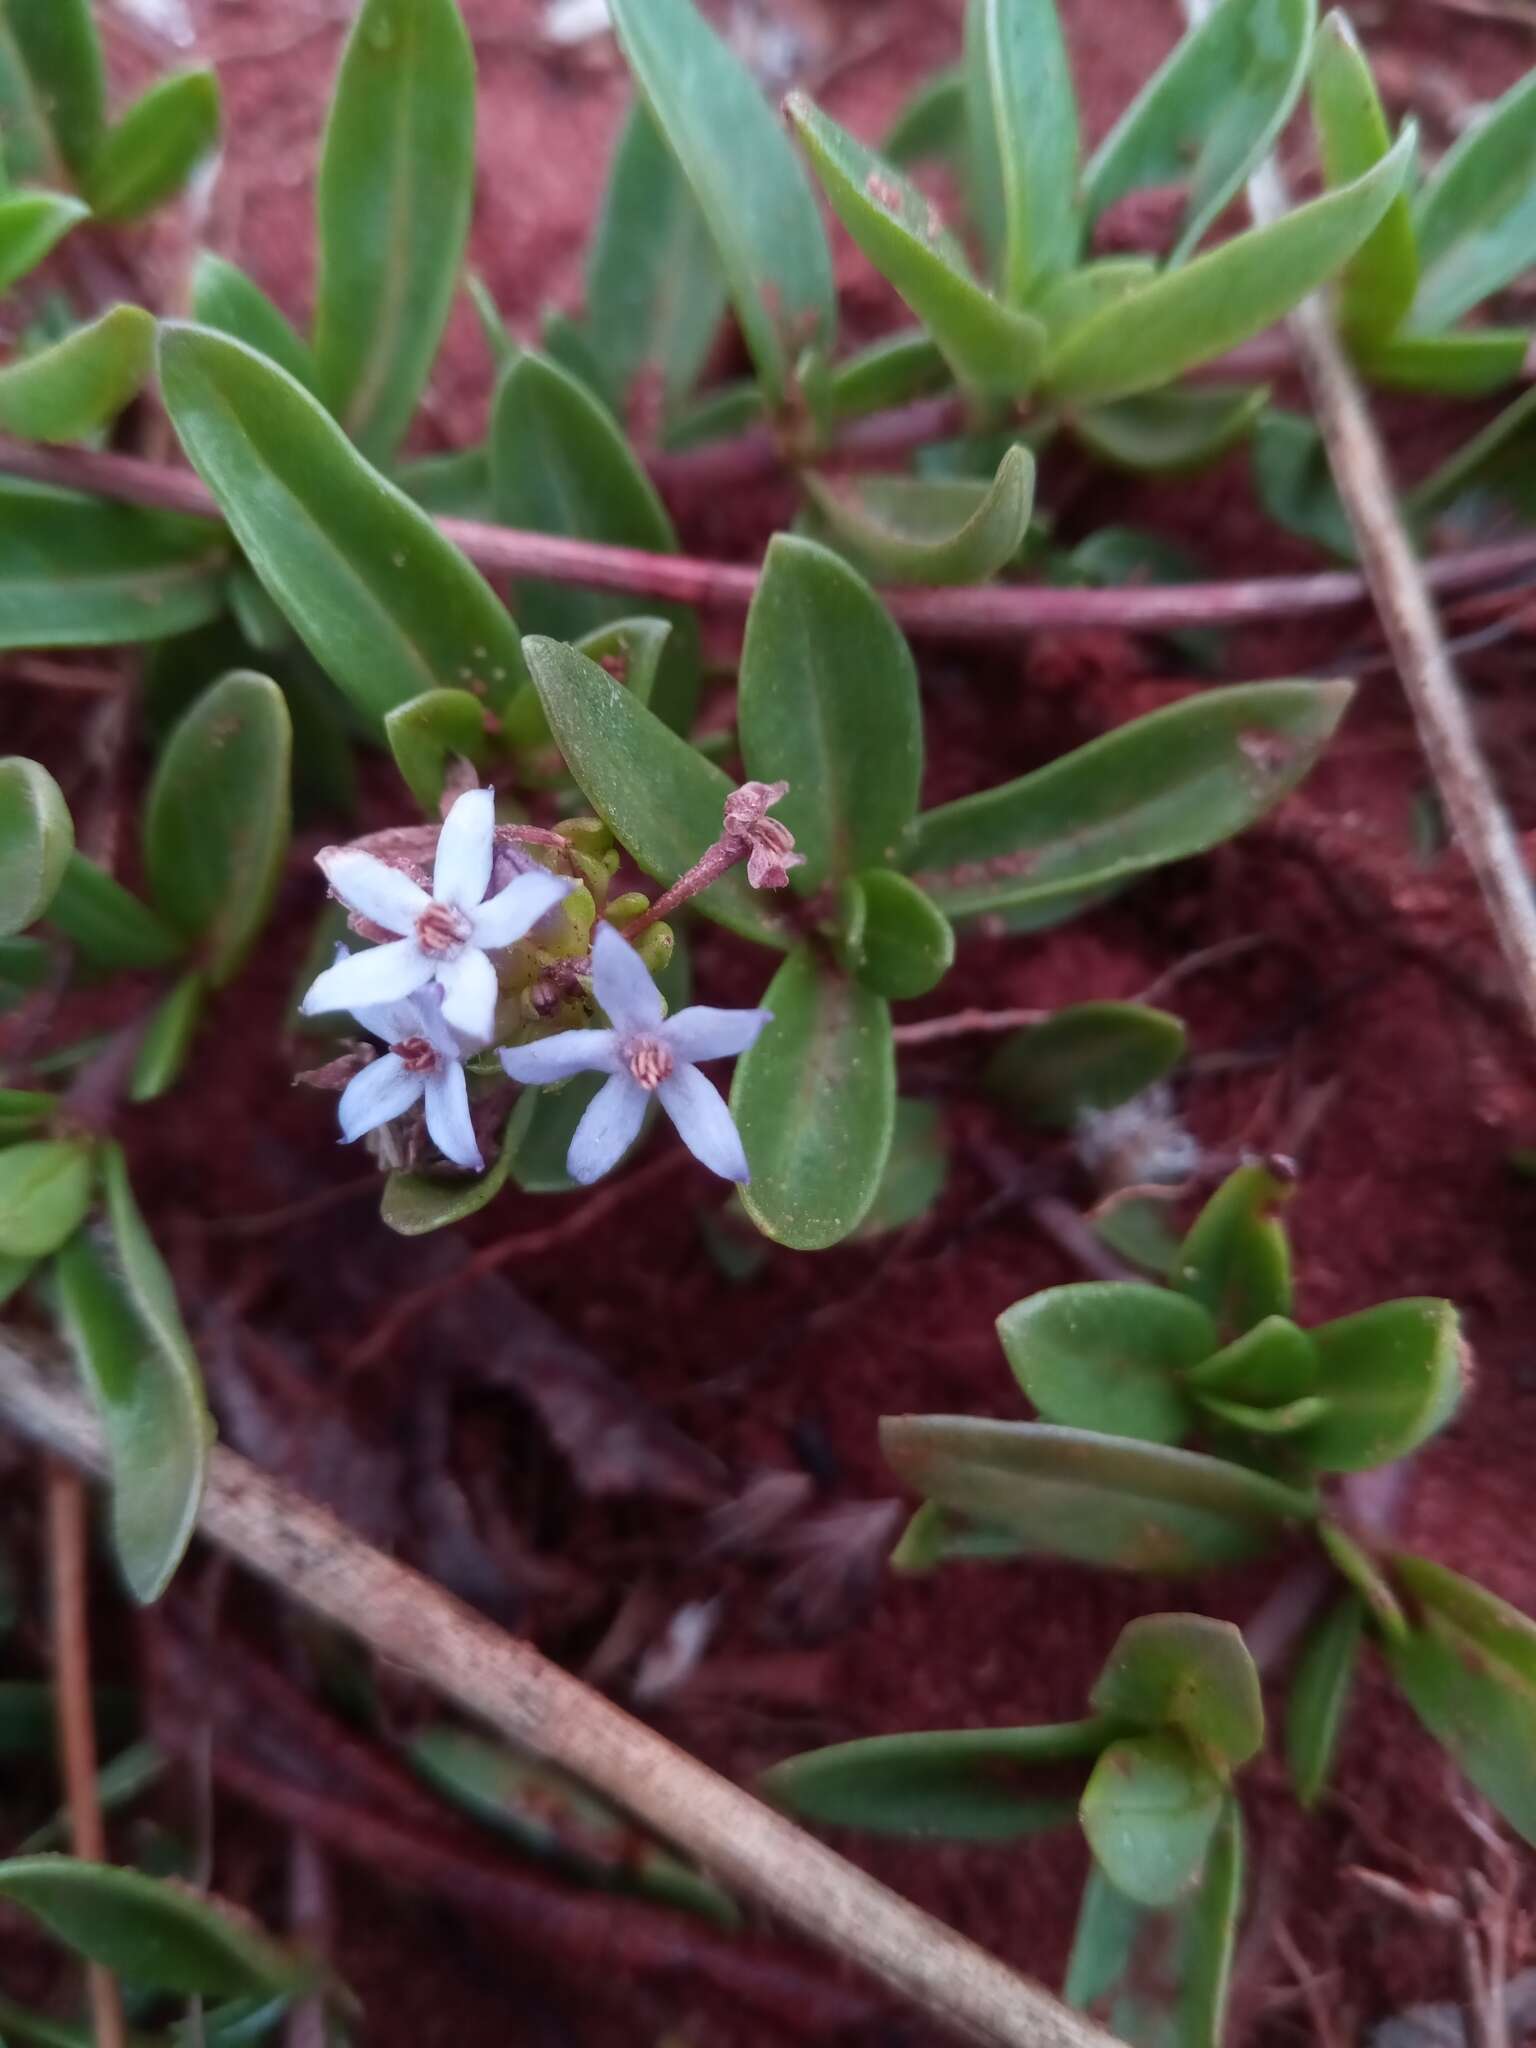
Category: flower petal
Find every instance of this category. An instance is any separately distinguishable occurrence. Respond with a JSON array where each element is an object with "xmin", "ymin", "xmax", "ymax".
[
  {"xmin": 566, "ymin": 1071, "xmax": 648, "ymax": 1185},
  {"xmin": 317, "ymin": 848, "xmax": 429, "ymax": 935},
  {"xmin": 500, "ymin": 1030, "xmax": 619, "ymax": 1084},
  {"xmin": 591, "ymin": 921, "xmax": 664, "ymax": 1033},
  {"xmin": 470, "ymin": 868, "xmax": 577, "ymax": 951},
  {"xmin": 422, "ymin": 1061, "xmax": 484, "ymax": 1172},
  {"xmin": 410, "ymin": 981, "xmax": 468, "ymax": 1061},
  {"xmin": 662, "ymin": 1005, "xmax": 773, "ymax": 1065},
  {"xmin": 658, "ymin": 1063, "xmax": 750, "ymax": 1182},
  {"xmin": 433, "ymin": 787, "xmax": 495, "ymax": 912},
  {"xmin": 436, "ymin": 945, "xmax": 499, "ymax": 1041},
  {"xmin": 302, "ymin": 938, "xmax": 432, "ymax": 1017},
  {"xmin": 337, "ymin": 1054, "xmax": 422, "ymax": 1142}
]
